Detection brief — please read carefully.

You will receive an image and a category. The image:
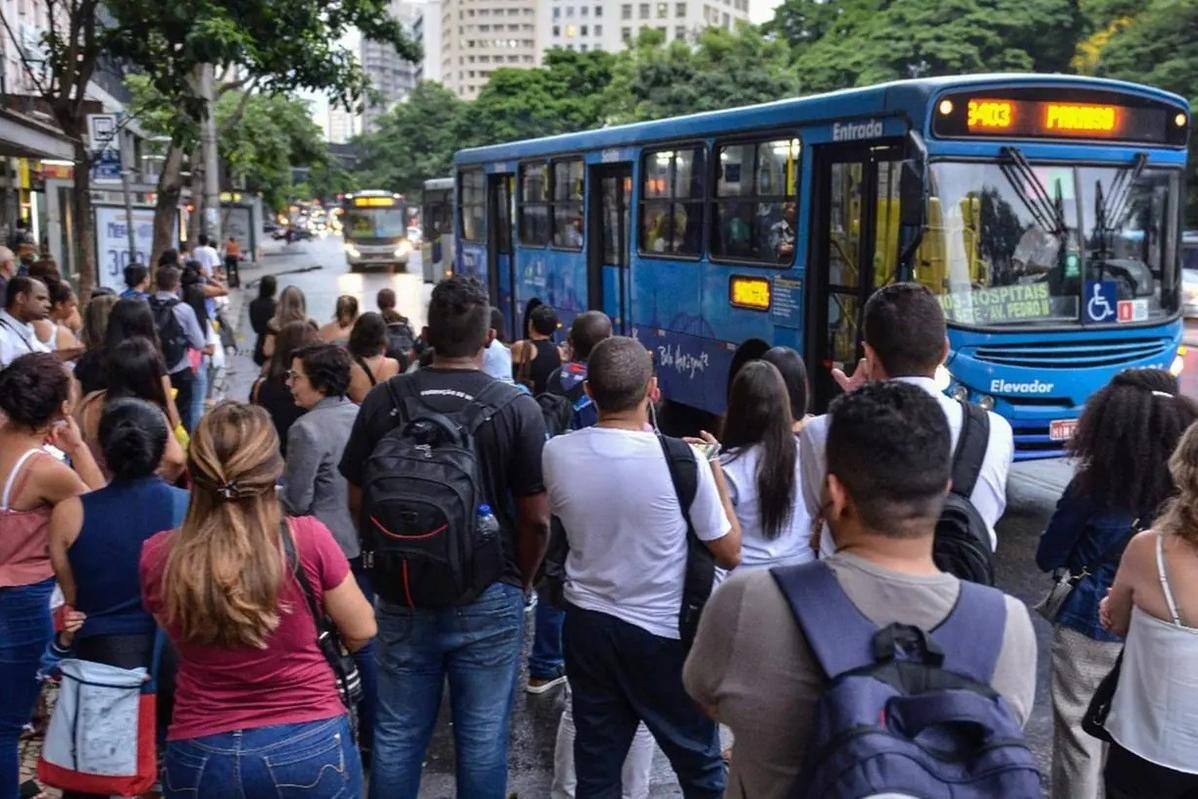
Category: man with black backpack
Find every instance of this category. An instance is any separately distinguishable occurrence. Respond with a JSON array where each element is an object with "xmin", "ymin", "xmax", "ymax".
[
  {"xmin": 543, "ymin": 336, "xmax": 741, "ymax": 798},
  {"xmin": 684, "ymin": 381, "xmax": 1039, "ymax": 798},
  {"xmin": 338, "ymin": 275, "xmax": 550, "ymax": 799},
  {"xmin": 149, "ymin": 266, "xmax": 207, "ymax": 431},
  {"xmin": 800, "ymin": 282, "xmax": 1014, "ymax": 584}
]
